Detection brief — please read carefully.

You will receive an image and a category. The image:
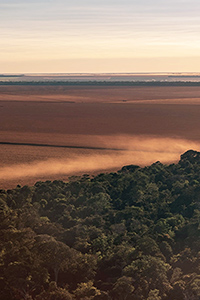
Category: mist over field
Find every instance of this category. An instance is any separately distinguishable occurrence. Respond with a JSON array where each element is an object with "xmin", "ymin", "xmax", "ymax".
[{"xmin": 0, "ymin": 135, "xmax": 199, "ymax": 187}]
